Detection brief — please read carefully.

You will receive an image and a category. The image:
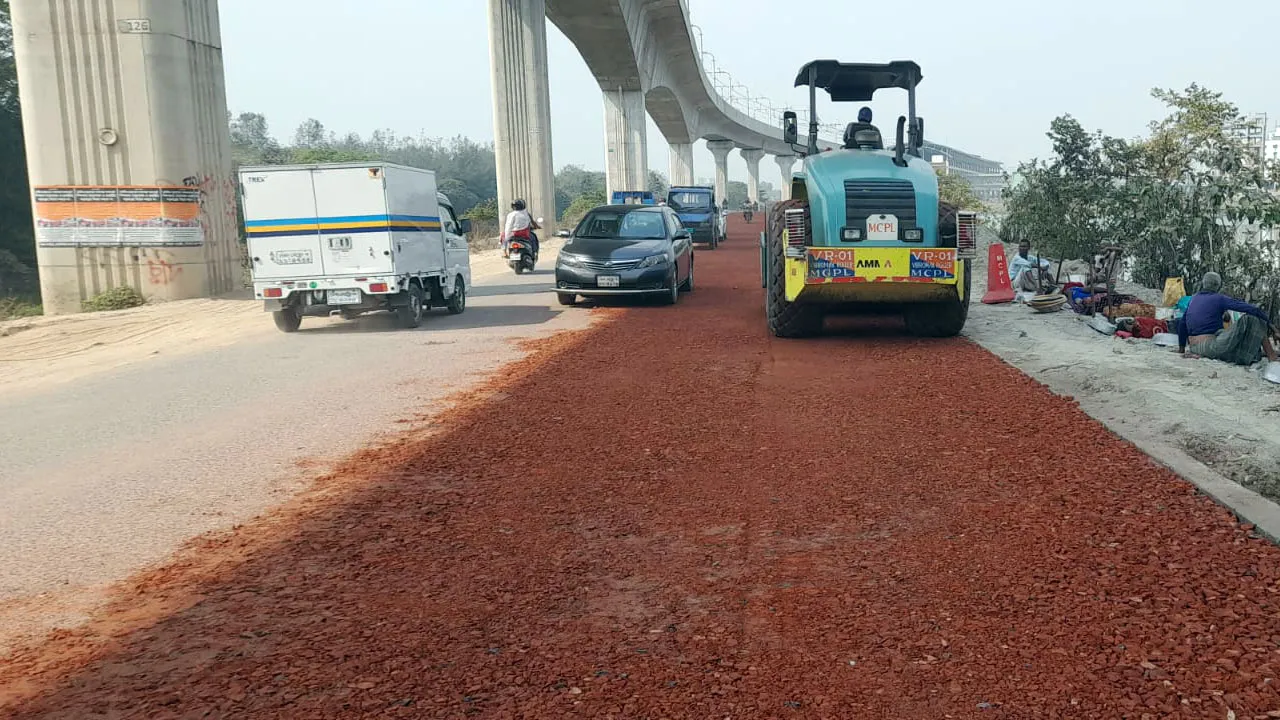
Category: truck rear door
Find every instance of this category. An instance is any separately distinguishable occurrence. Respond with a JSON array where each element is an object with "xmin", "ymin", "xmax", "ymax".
[
  {"xmin": 242, "ymin": 167, "xmax": 327, "ymax": 280},
  {"xmin": 310, "ymin": 166, "xmax": 396, "ymax": 276}
]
